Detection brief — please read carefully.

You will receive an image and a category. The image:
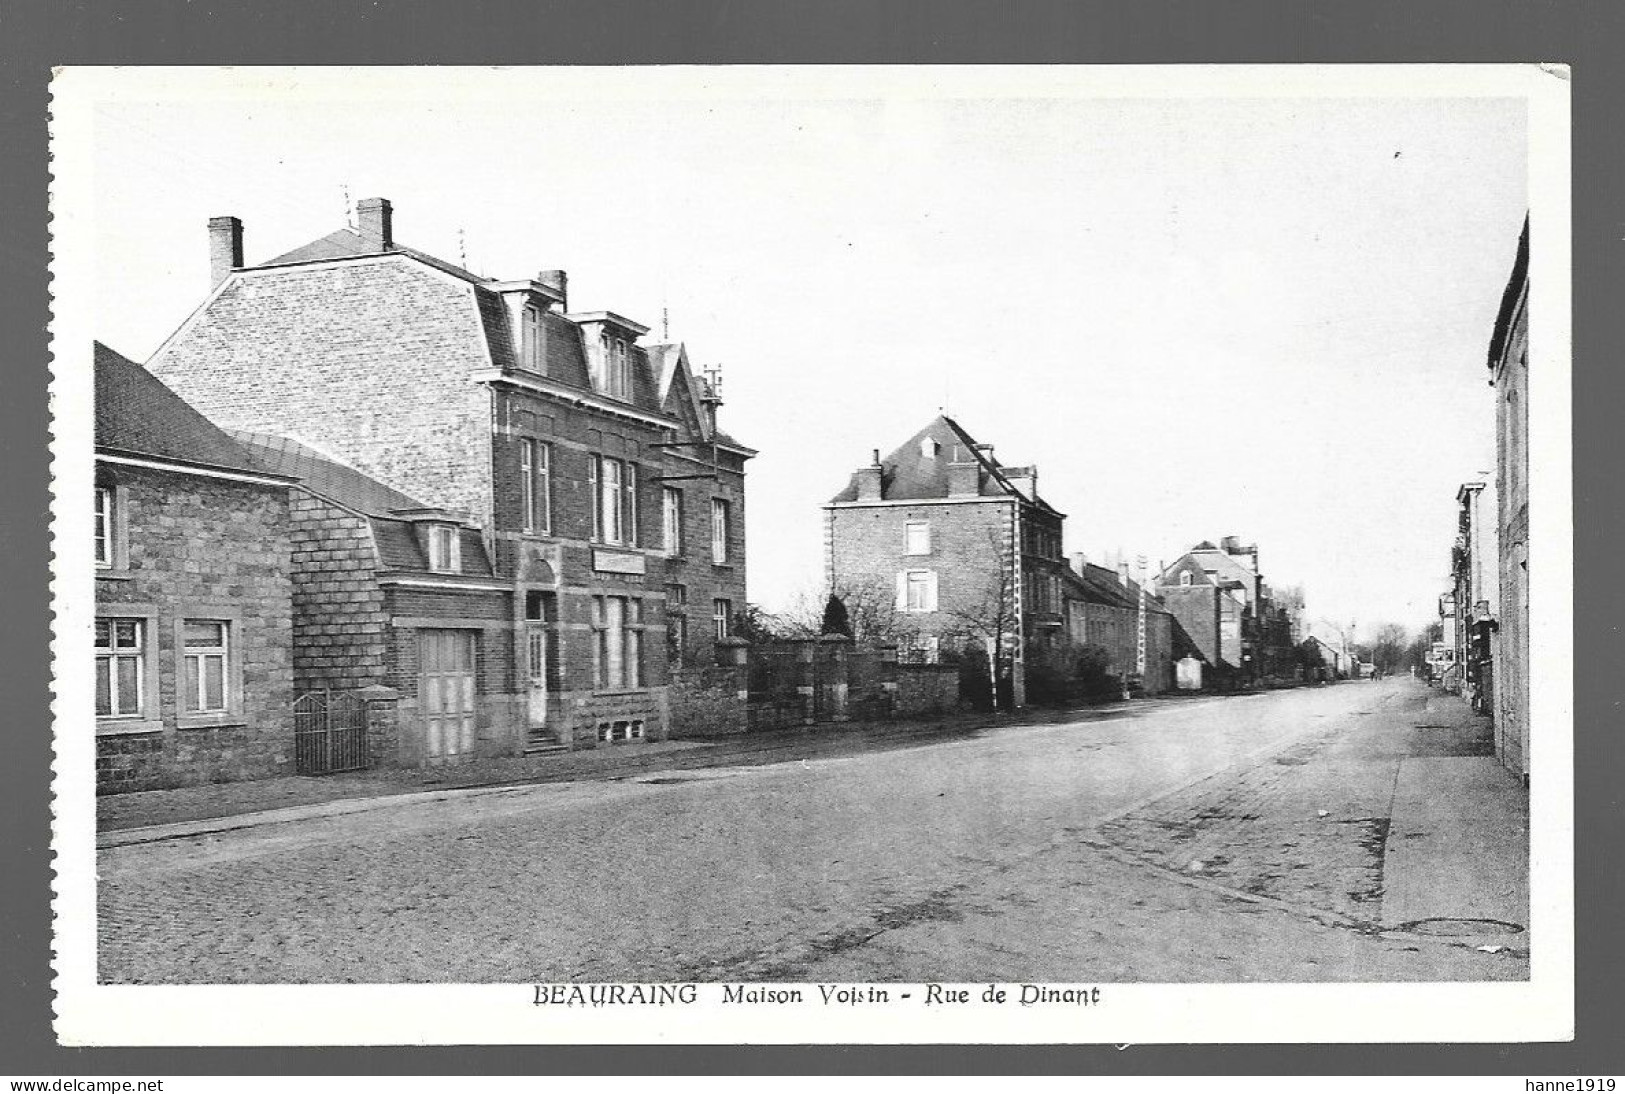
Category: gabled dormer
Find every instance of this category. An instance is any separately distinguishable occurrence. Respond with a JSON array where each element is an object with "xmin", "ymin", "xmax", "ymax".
[
  {"xmin": 489, "ymin": 271, "xmax": 568, "ymax": 375},
  {"xmin": 569, "ymin": 311, "xmax": 650, "ymax": 402}
]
